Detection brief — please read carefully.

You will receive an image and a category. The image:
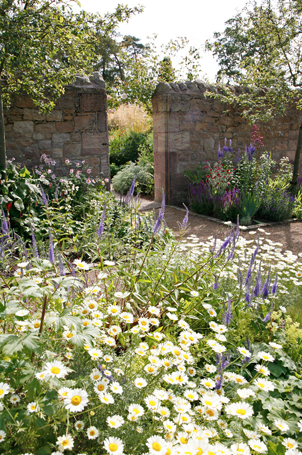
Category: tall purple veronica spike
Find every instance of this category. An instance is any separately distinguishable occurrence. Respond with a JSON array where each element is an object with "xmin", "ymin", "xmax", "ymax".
[
  {"xmin": 181, "ymin": 205, "xmax": 189, "ymax": 230},
  {"xmin": 210, "ymin": 236, "xmax": 217, "ymax": 254},
  {"xmin": 218, "ymin": 143, "xmax": 223, "ymax": 160},
  {"xmin": 271, "ymin": 273, "xmax": 278, "ymax": 295},
  {"xmin": 153, "ymin": 191, "xmax": 165, "ymax": 234},
  {"xmin": 237, "ymin": 268, "xmax": 243, "ymax": 288},
  {"xmin": 213, "ymin": 275, "xmax": 219, "ymax": 290},
  {"xmin": 1, "ymin": 208, "xmax": 9, "ymax": 235},
  {"xmin": 59, "ymin": 255, "xmax": 65, "ymax": 277},
  {"xmin": 214, "ymin": 228, "xmax": 234, "ymax": 258},
  {"xmin": 224, "ymin": 296, "xmax": 232, "ymax": 326},
  {"xmin": 262, "ymin": 311, "xmax": 272, "ymax": 323},
  {"xmin": 245, "ymin": 286, "xmax": 253, "ymax": 306},
  {"xmin": 236, "ymin": 148, "xmax": 241, "ymax": 164},
  {"xmin": 125, "ymin": 175, "xmax": 137, "ymax": 204},
  {"xmin": 39, "ymin": 183, "xmax": 48, "ymax": 206},
  {"xmin": 48, "ymin": 230, "xmax": 55, "ymax": 264},
  {"xmin": 97, "ymin": 202, "xmax": 107, "ymax": 239},
  {"xmin": 31, "ymin": 225, "xmax": 39, "ymax": 258},
  {"xmin": 253, "ymin": 270, "xmax": 262, "ymax": 297},
  {"xmin": 262, "ymin": 267, "xmax": 271, "ymax": 298}
]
